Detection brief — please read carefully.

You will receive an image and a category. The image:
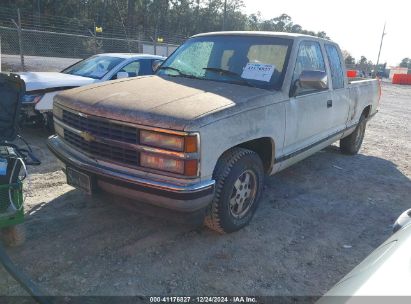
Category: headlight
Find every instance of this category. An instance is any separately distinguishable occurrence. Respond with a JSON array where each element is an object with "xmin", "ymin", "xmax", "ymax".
[
  {"xmin": 140, "ymin": 153, "xmax": 184, "ymax": 174},
  {"xmin": 140, "ymin": 130, "xmax": 197, "ymax": 152},
  {"xmin": 140, "ymin": 153, "xmax": 198, "ymax": 176},
  {"xmin": 140, "ymin": 130, "xmax": 199, "ymax": 176},
  {"xmin": 22, "ymin": 93, "xmax": 43, "ymax": 104}
]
